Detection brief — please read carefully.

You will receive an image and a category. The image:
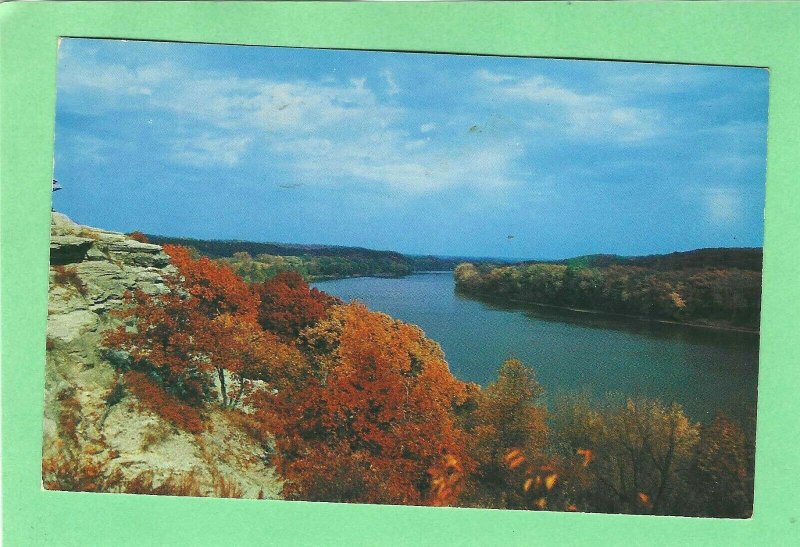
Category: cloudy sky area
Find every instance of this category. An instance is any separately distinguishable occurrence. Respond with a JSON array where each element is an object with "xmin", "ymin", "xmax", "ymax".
[{"xmin": 53, "ymin": 38, "xmax": 768, "ymax": 259}]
